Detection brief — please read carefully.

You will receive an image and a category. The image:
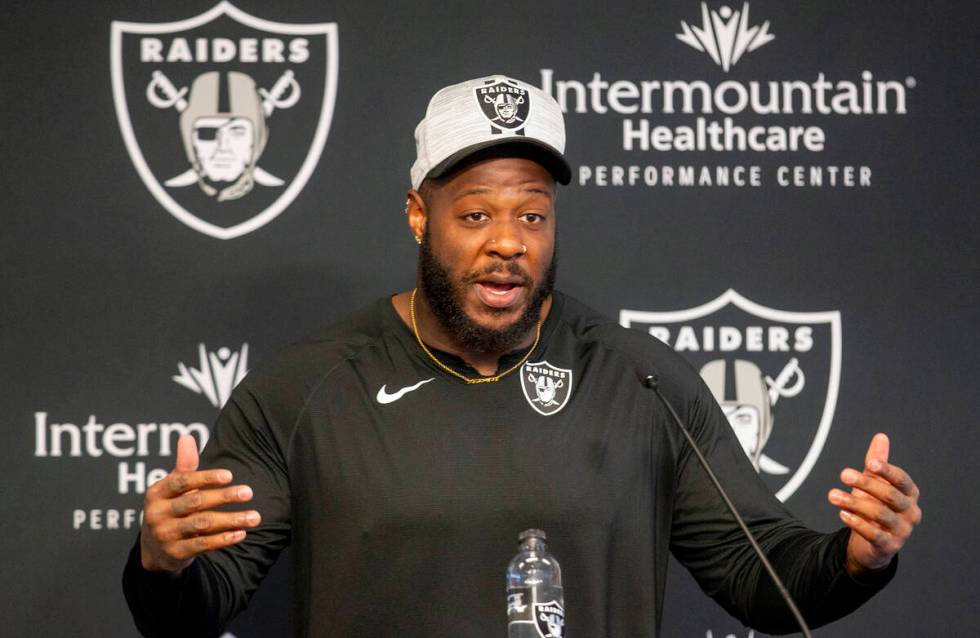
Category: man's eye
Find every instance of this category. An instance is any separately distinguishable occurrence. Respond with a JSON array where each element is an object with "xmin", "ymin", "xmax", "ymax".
[
  {"xmin": 521, "ymin": 213, "xmax": 544, "ymax": 223},
  {"xmin": 464, "ymin": 212, "xmax": 488, "ymax": 222}
]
